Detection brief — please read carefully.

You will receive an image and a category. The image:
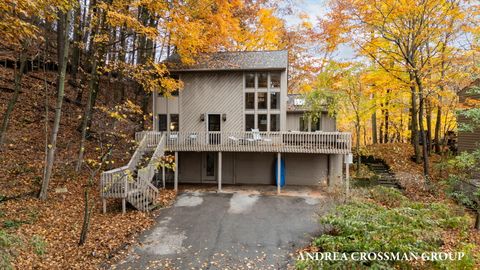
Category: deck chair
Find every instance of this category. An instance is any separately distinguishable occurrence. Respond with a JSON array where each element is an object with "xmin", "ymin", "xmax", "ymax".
[
  {"xmin": 186, "ymin": 133, "xmax": 197, "ymax": 144},
  {"xmin": 247, "ymin": 129, "xmax": 272, "ymax": 142}
]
